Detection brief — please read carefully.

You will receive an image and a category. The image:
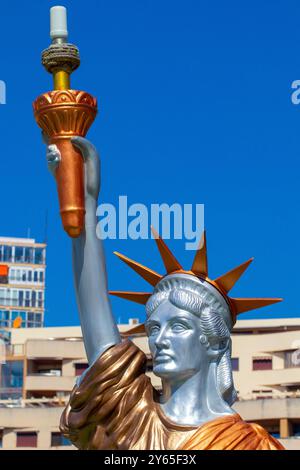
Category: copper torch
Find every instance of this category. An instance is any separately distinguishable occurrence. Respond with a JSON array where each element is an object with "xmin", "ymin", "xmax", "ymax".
[{"xmin": 33, "ymin": 6, "xmax": 98, "ymax": 238}]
